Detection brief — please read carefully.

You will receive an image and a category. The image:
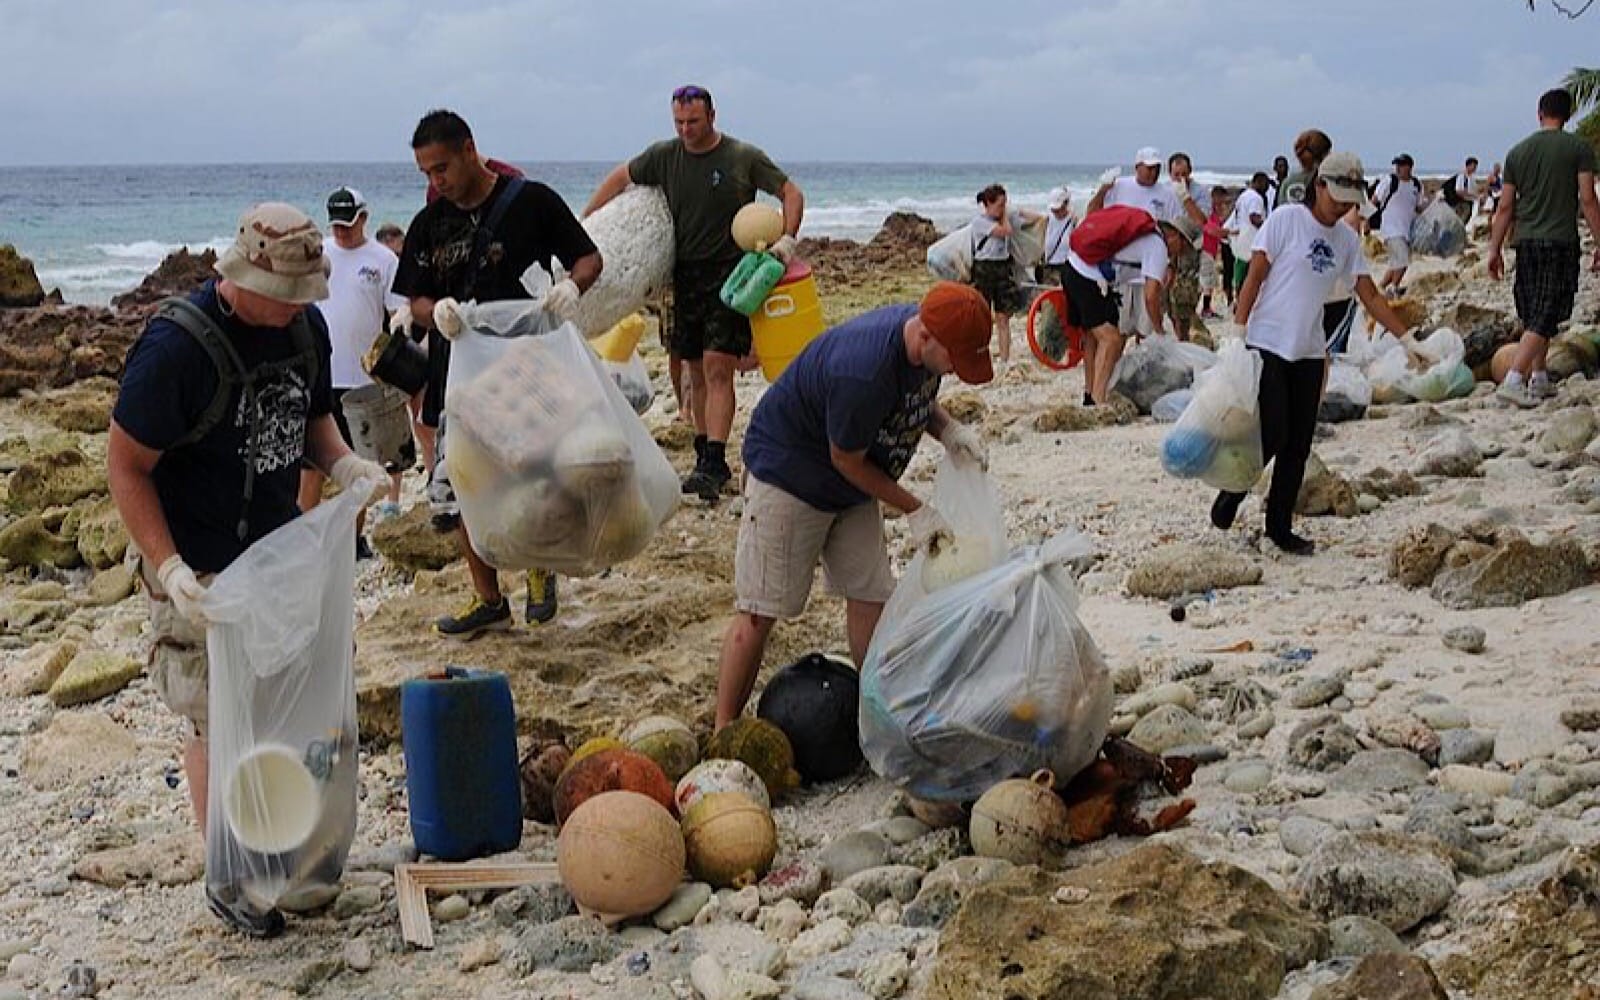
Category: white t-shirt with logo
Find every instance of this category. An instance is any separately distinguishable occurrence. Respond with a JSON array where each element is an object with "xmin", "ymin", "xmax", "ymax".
[
  {"xmin": 1068, "ymin": 231, "xmax": 1169, "ymax": 287},
  {"xmin": 1373, "ymin": 174, "xmax": 1425, "ymax": 242},
  {"xmin": 1043, "ymin": 213, "xmax": 1076, "ymax": 265},
  {"xmin": 1245, "ymin": 204, "xmax": 1363, "ymax": 362},
  {"xmin": 1105, "ymin": 177, "xmax": 1180, "ymax": 224},
  {"xmin": 321, "ymin": 238, "xmax": 403, "ymax": 389}
]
